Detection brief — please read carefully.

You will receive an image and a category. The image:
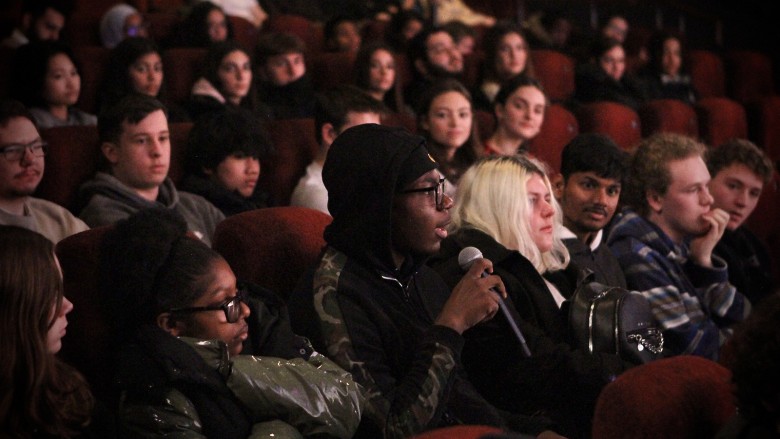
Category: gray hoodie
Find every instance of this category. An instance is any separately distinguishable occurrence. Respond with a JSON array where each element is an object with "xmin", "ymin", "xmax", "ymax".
[{"xmin": 78, "ymin": 172, "xmax": 224, "ymax": 246}]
